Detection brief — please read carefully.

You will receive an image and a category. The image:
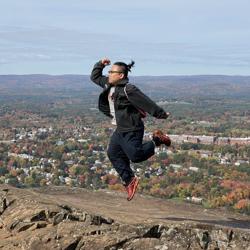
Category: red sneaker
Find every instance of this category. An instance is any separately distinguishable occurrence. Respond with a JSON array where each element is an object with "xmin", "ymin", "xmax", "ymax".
[
  {"xmin": 125, "ymin": 177, "xmax": 139, "ymax": 201},
  {"xmin": 153, "ymin": 130, "xmax": 171, "ymax": 147}
]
